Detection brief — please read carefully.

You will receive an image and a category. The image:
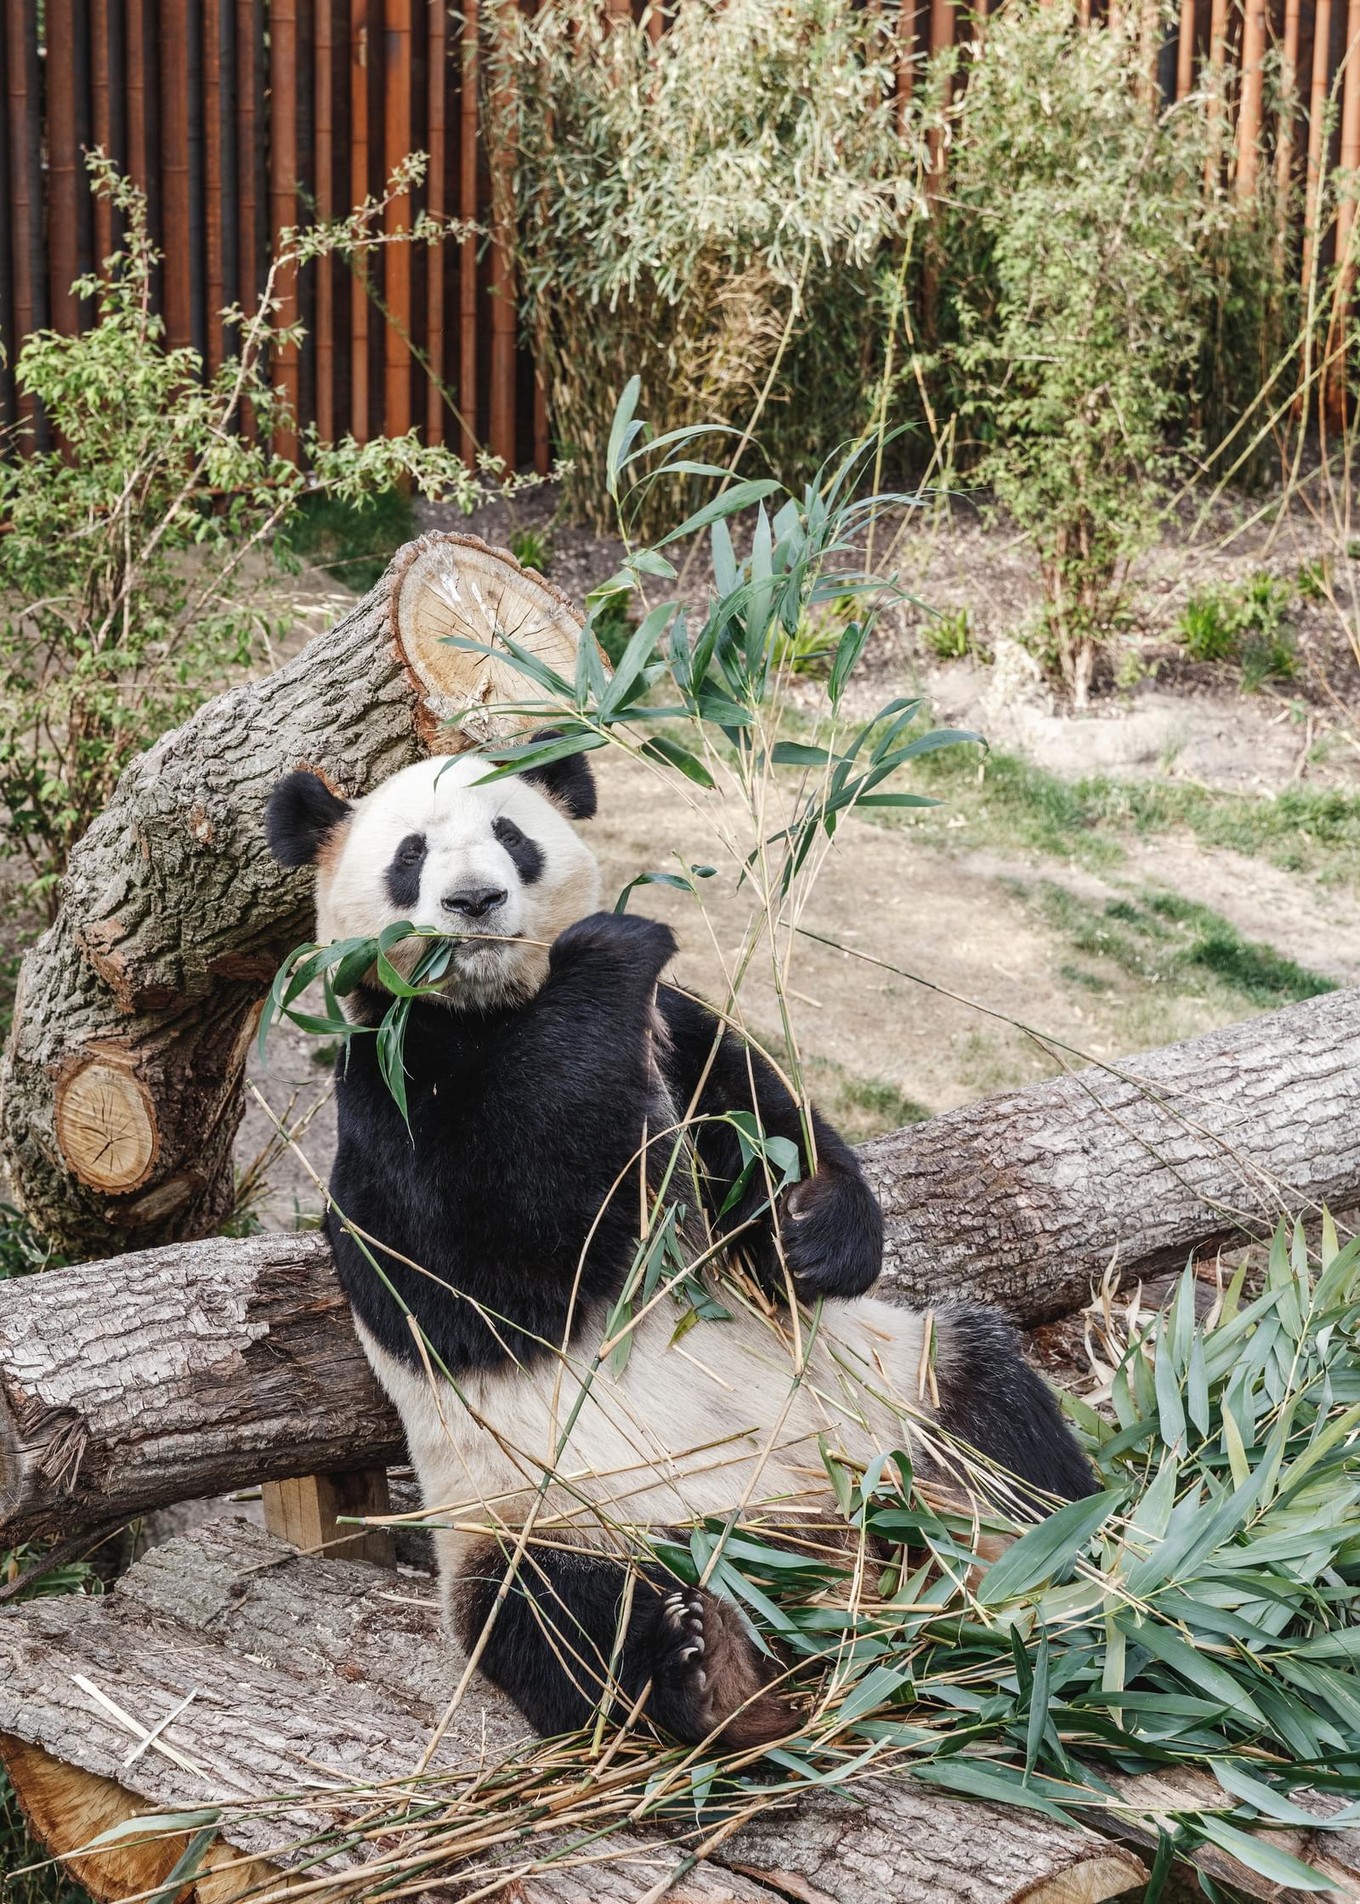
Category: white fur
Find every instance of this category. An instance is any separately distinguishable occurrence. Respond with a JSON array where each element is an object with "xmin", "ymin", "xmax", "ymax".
[
  {"xmin": 317, "ymin": 754, "xmax": 600, "ymax": 1009},
  {"xmin": 357, "ymin": 1294, "xmax": 935, "ymax": 1625}
]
